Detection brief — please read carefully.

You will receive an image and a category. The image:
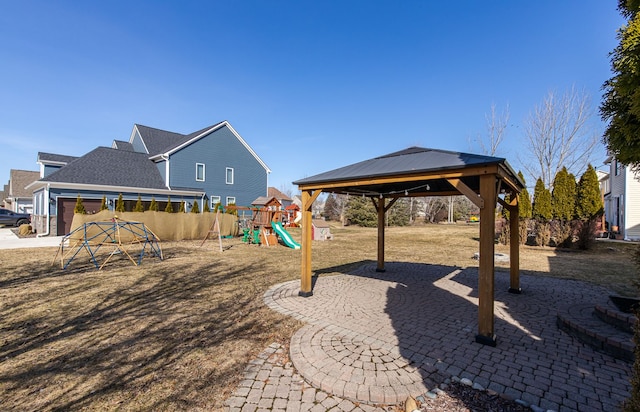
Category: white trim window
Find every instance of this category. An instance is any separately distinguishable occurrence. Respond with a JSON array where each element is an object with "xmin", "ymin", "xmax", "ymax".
[
  {"xmin": 226, "ymin": 196, "xmax": 236, "ymax": 206},
  {"xmin": 196, "ymin": 163, "xmax": 205, "ymax": 181},
  {"xmin": 226, "ymin": 167, "xmax": 234, "ymax": 184},
  {"xmin": 210, "ymin": 195, "xmax": 221, "ymax": 209}
]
